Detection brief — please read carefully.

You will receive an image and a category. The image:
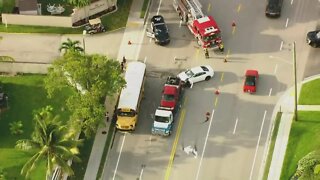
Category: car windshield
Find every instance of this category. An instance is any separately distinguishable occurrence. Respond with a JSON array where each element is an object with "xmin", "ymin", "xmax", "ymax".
[
  {"xmin": 316, "ymin": 32, "xmax": 320, "ymax": 39},
  {"xmin": 117, "ymin": 110, "xmax": 135, "ymax": 117},
  {"xmin": 245, "ymin": 76, "xmax": 256, "ymax": 86},
  {"xmin": 163, "ymin": 94, "xmax": 175, "ymax": 101},
  {"xmin": 155, "ymin": 115, "xmax": 170, "ymax": 123},
  {"xmin": 185, "ymin": 69, "xmax": 194, "ymax": 77}
]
